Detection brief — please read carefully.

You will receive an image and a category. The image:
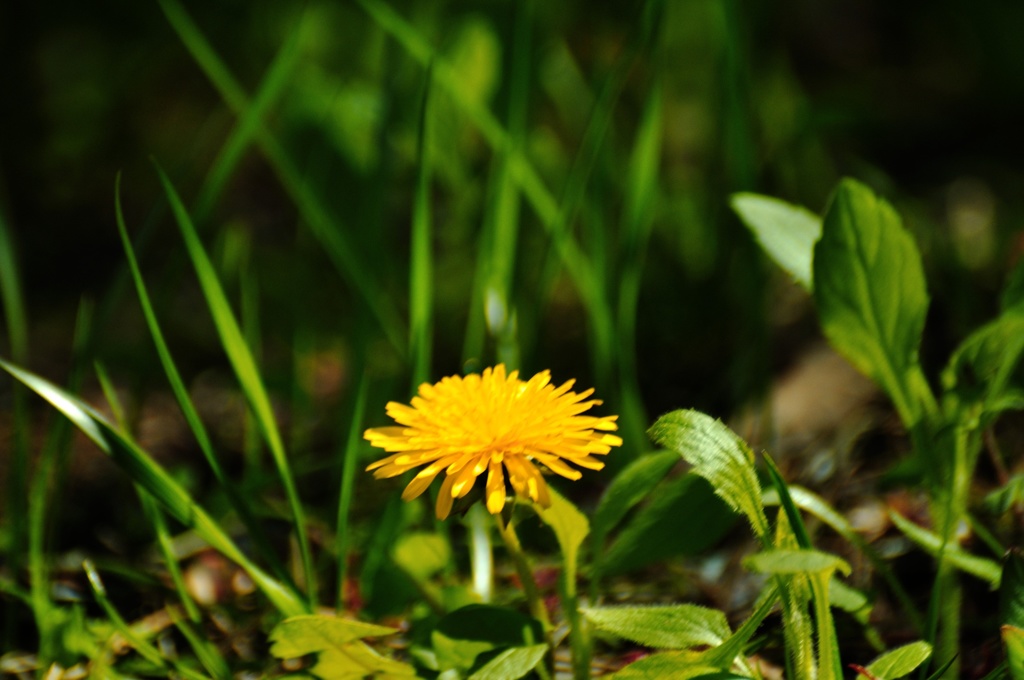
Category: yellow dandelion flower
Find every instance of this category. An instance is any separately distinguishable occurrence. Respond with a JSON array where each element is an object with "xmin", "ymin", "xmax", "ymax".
[{"xmin": 364, "ymin": 364, "xmax": 622, "ymax": 520}]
